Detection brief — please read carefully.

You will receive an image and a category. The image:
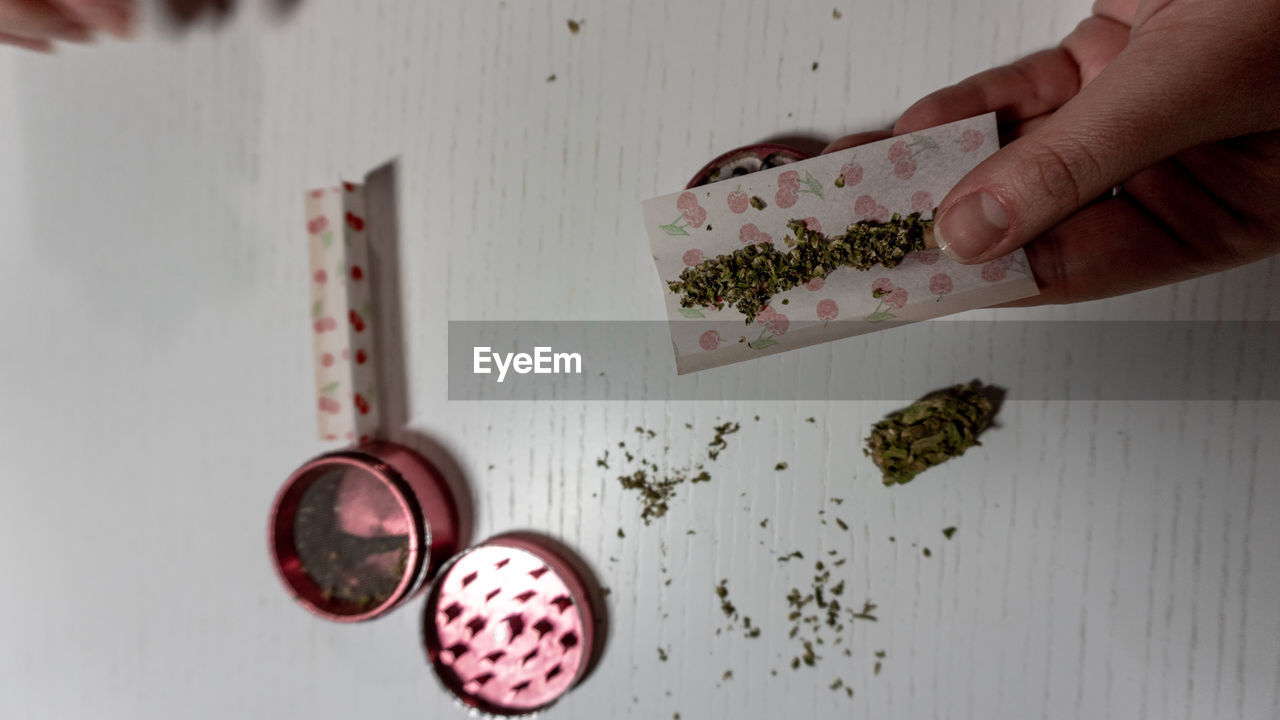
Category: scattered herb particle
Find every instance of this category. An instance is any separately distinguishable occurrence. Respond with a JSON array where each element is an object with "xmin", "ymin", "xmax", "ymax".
[
  {"xmin": 781, "ymin": 298, "xmax": 789, "ymax": 305},
  {"xmin": 778, "ymin": 551, "xmax": 804, "ymax": 562},
  {"xmin": 749, "ymin": 195, "xmax": 766, "ymax": 210},
  {"xmin": 567, "ymin": 18, "xmax": 582, "ymax": 34},
  {"xmin": 888, "ymin": 536, "xmax": 895, "ymax": 542},
  {"xmin": 865, "ymin": 381, "xmax": 996, "ymax": 485},
  {"xmin": 723, "ymin": 670, "xmax": 733, "ymax": 681},
  {"xmin": 760, "ymin": 518, "xmax": 769, "ymax": 528},
  {"xmin": 686, "ymin": 529, "xmax": 696, "ymax": 535},
  {"xmin": 775, "ymin": 461, "xmax": 788, "ymax": 471},
  {"xmin": 791, "ymin": 657, "xmax": 801, "ymax": 669},
  {"xmin": 834, "ymin": 174, "xmax": 845, "ymax": 188},
  {"xmin": 832, "ymin": 8, "xmax": 843, "ymax": 19},
  {"xmin": 546, "ymin": 73, "xmax": 556, "ymax": 83},
  {"xmin": 805, "ymin": 417, "xmax": 816, "ymax": 423},
  {"xmin": 943, "ymin": 526, "xmax": 957, "ymax": 539},
  {"xmin": 617, "ymin": 528, "xmax": 625, "ymax": 538},
  {"xmin": 812, "ymin": 61, "xmax": 819, "ymax": 71},
  {"xmin": 658, "ymin": 647, "xmax": 668, "ymax": 661},
  {"xmin": 922, "ymin": 547, "xmax": 932, "ymax": 557},
  {"xmin": 835, "ymin": 517, "xmax": 849, "ymax": 531},
  {"xmin": 832, "ymin": 497, "xmax": 843, "ymax": 504},
  {"xmin": 874, "ymin": 661, "xmax": 882, "ymax": 675}
]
